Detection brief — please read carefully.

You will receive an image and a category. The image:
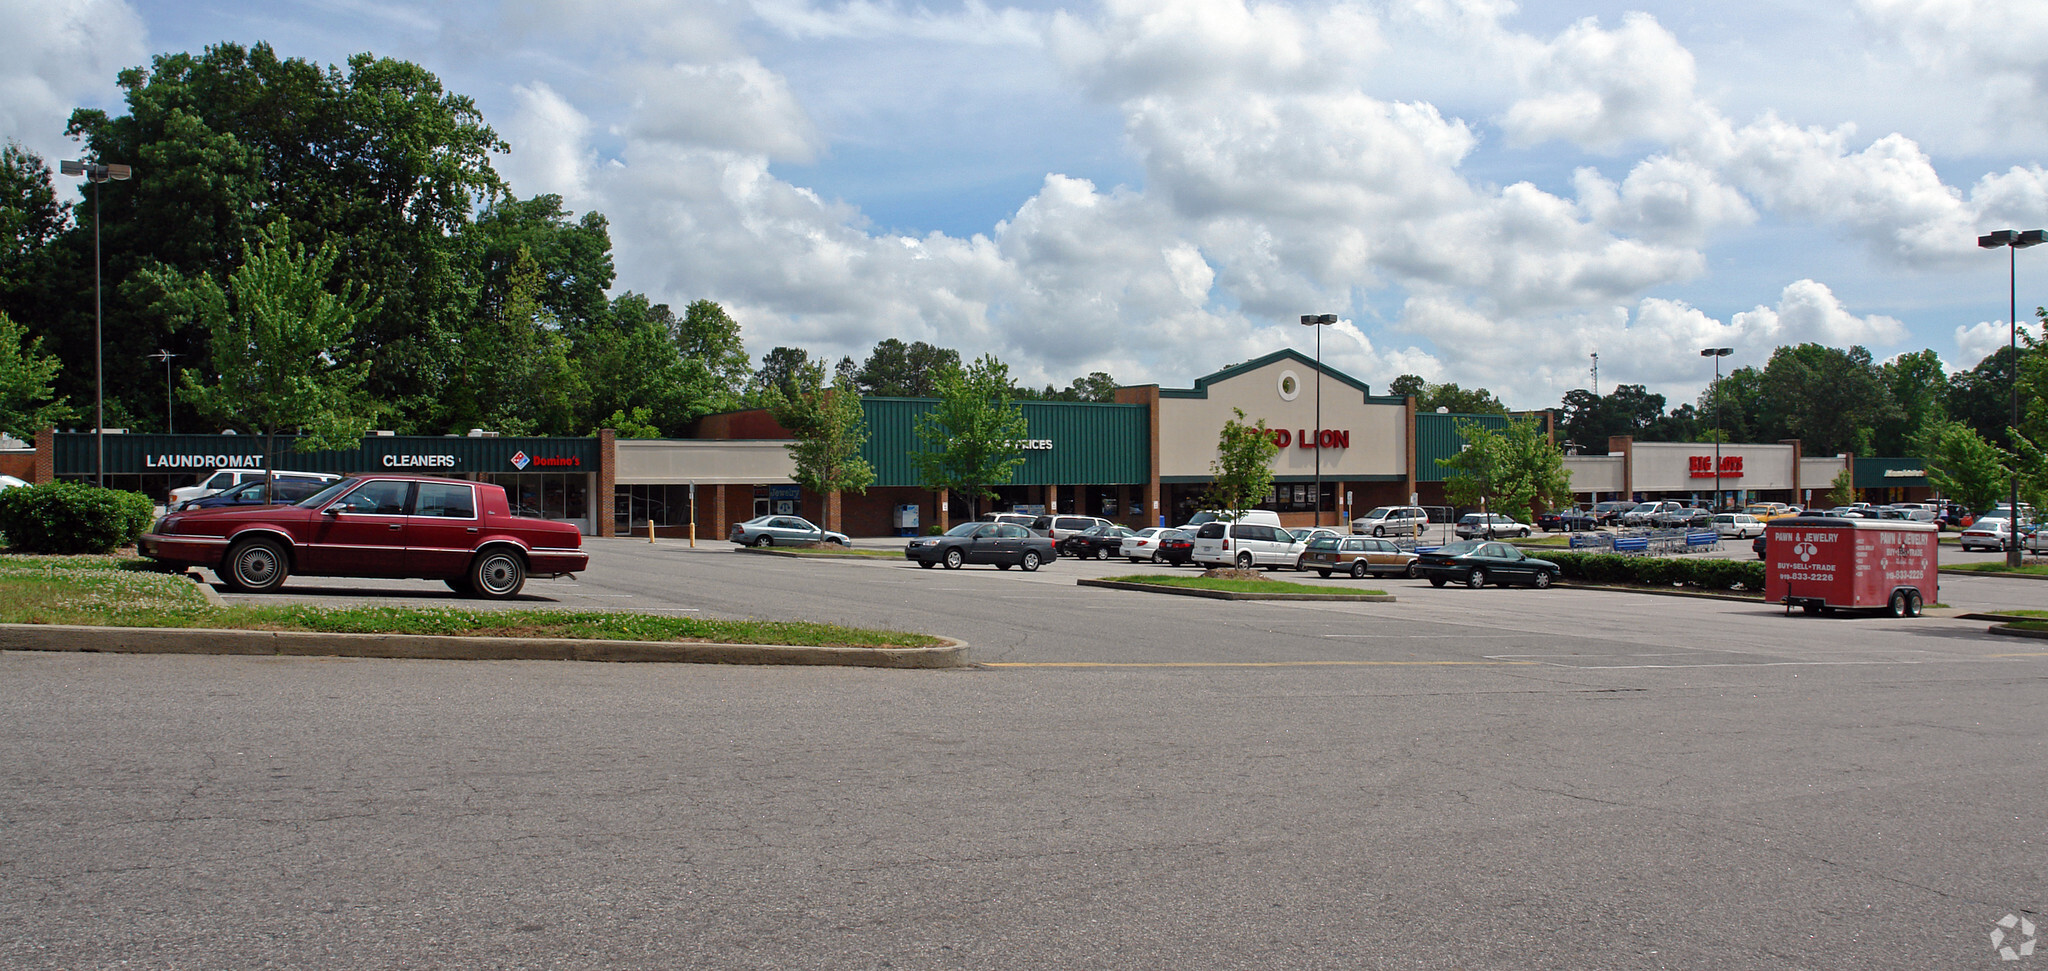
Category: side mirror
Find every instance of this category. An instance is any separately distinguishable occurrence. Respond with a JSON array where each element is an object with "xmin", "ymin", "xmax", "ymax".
[{"xmin": 323, "ymin": 505, "xmax": 344, "ymax": 517}]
